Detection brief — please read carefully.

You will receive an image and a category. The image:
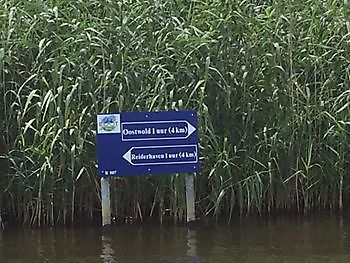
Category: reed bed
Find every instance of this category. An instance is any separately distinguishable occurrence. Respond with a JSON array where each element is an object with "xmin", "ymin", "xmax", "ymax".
[{"xmin": 0, "ymin": 0, "xmax": 350, "ymax": 226}]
